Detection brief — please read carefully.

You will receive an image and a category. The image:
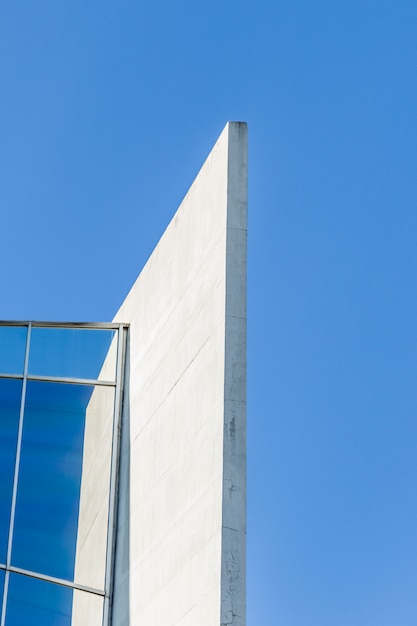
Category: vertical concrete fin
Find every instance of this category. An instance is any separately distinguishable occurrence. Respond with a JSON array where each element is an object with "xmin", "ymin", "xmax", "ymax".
[
  {"xmin": 221, "ymin": 122, "xmax": 248, "ymax": 626},
  {"xmin": 112, "ymin": 122, "xmax": 247, "ymax": 626}
]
